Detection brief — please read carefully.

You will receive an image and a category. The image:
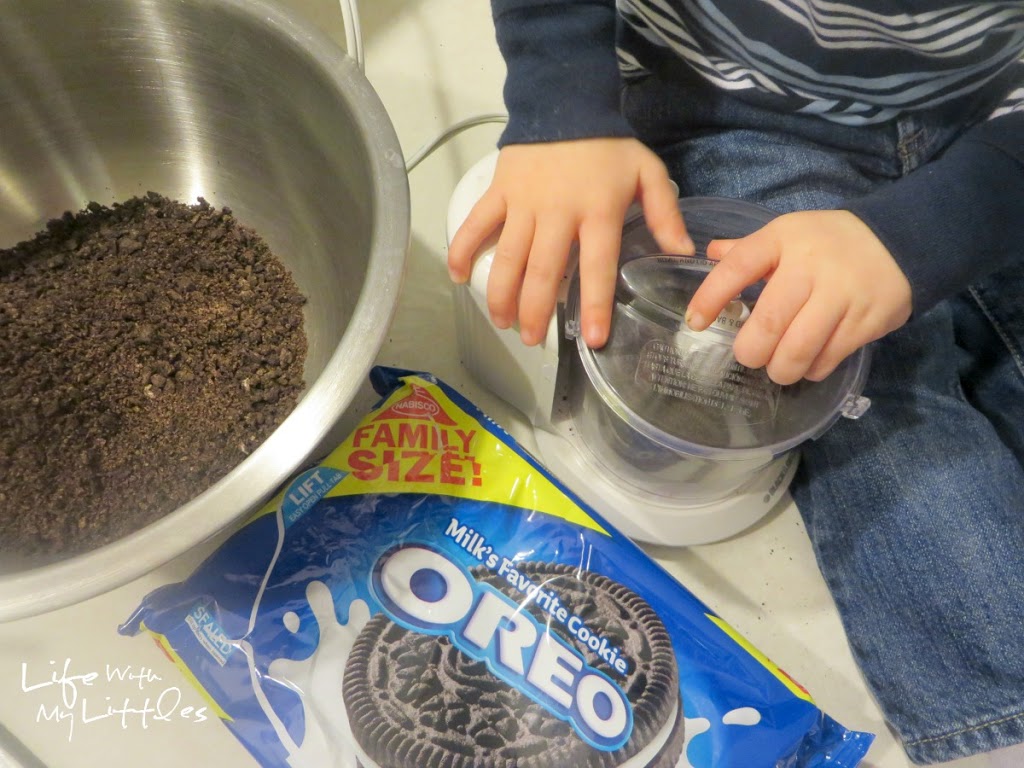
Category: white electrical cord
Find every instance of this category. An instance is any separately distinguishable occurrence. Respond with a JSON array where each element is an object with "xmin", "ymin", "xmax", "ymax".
[
  {"xmin": 404, "ymin": 113, "xmax": 508, "ymax": 172},
  {"xmin": 338, "ymin": 0, "xmax": 364, "ymax": 71},
  {"xmin": 337, "ymin": 0, "xmax": 508, "ymax": 171},
  {"xmin": 0, "ymin": 723, "xmax": 47, "ymax": 768}
]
